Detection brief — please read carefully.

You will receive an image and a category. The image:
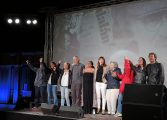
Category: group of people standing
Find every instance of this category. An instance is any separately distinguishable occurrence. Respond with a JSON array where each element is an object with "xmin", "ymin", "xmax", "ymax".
[{"xmin": 26, "ymin": 52, "xmax": 165, "ymax": 117}]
